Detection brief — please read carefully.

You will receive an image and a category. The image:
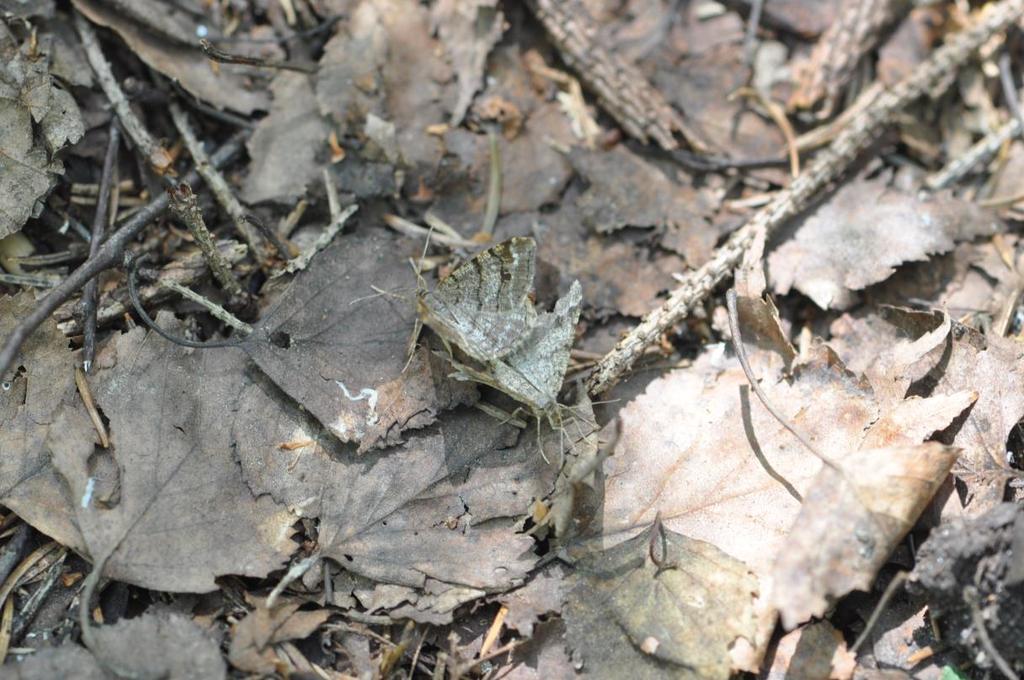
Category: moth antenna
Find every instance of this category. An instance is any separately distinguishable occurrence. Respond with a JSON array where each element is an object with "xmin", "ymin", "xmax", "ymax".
[{"xmin": 414, "ymin": 222, "xmax": 436, "ymax": 291}]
